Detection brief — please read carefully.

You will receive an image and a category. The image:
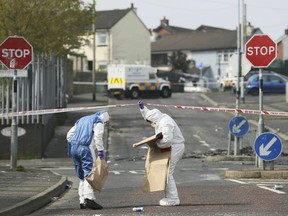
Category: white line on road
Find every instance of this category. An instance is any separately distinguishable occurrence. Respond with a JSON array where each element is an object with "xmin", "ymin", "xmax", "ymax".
[
  {"xmin": 257, "ymin": 185, "xmax": 286, "ymax": 194},
  {"xmin": 225, "ymin": 179, "xmax": 247, "ymax": 184}
]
